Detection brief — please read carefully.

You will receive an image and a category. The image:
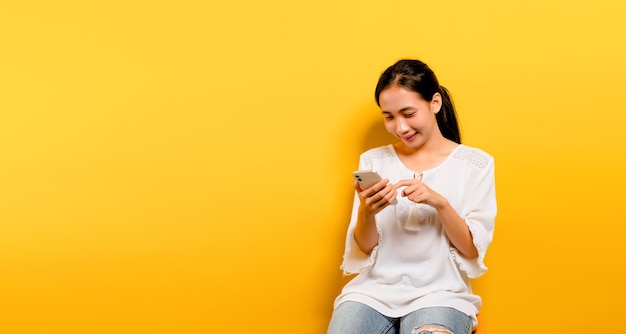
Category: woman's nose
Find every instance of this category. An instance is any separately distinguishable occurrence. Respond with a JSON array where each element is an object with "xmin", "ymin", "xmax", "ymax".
[{"xmin": 396, "ymin": 118, "xmax": 409, "ymax": 133}]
